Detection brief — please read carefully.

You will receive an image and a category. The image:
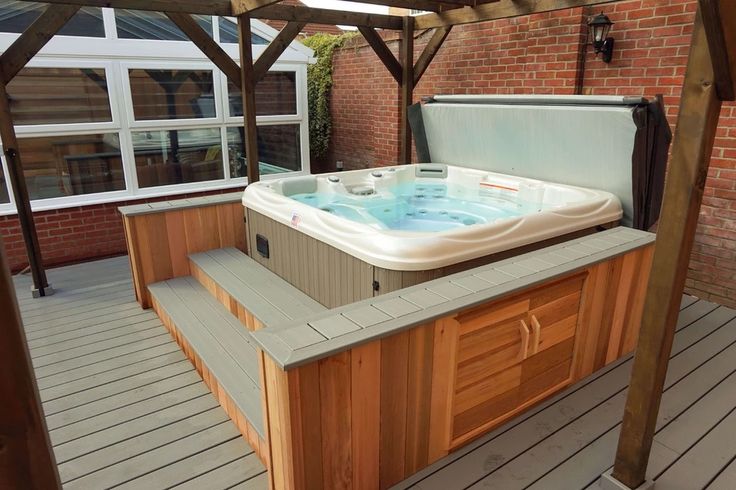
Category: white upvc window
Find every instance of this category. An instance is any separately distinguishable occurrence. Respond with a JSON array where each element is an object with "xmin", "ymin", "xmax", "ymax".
[{"xmin": 0, "ymin": 7, "xmax": 312, "ymax": 216}]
